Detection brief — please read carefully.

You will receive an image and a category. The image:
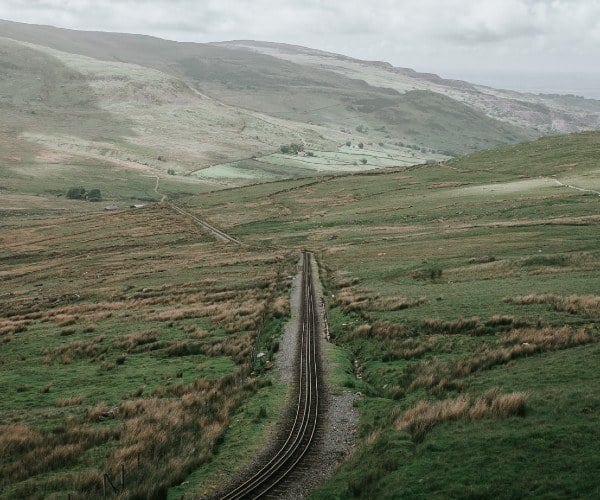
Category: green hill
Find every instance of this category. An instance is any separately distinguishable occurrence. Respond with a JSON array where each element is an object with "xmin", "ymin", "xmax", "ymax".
[
  {"xmin": 1, "ymin": 121, "xmax": 598, "ymax": 497},
  {"xmin": 0, "ymin": 17, "xmax": 599, "ymax": 498},
  {"xmin": 175, "ymin": 131, "xmax": 599, "ymax": 498}
]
